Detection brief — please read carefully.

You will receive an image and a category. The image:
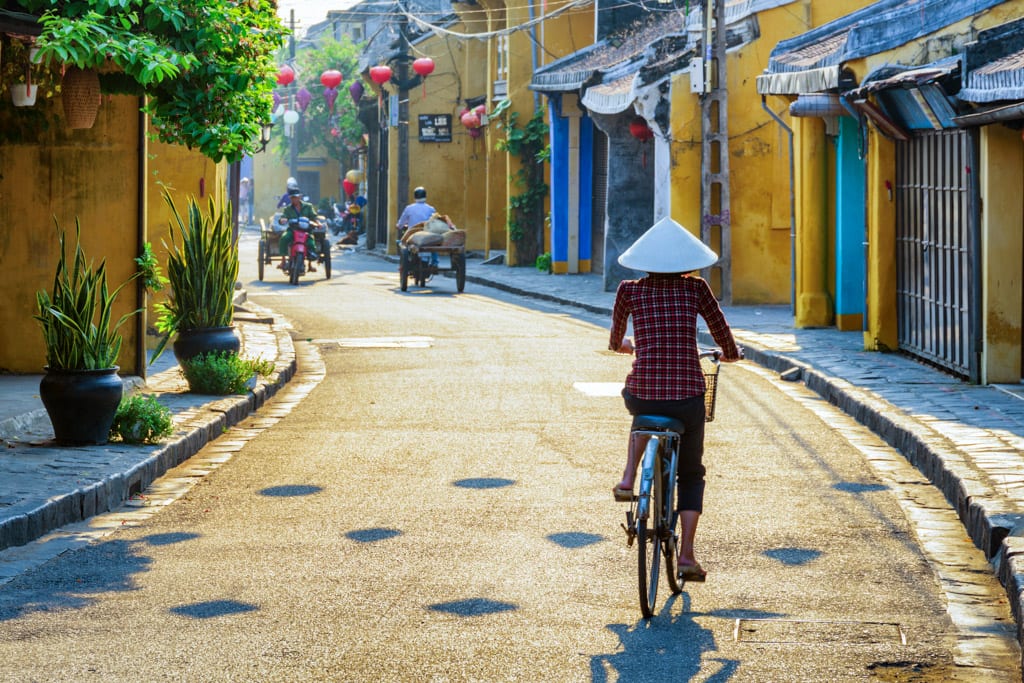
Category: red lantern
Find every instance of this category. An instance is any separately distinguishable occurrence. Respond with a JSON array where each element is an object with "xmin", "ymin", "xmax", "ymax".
[
  {"xmin": 629, "ymin": 117, "xmax": 654, "ymax": 142},
  {"xmin": 369, "ymin": 65, "xmax": 392, "ymax": 85},
  {"xmin": 343, "ymin": 178, "xmax": 357, "ymax": 197},
  {"xmin": 412, "ymin": 57, "xmax": 435, "ymax": 99},
  {"xmin": 320, "ymin": 69, "xmax": 343, "ymax": 88},
  {"xmin": 277, "ymin": 65, "xmax": 295, "ymax": 86}
]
